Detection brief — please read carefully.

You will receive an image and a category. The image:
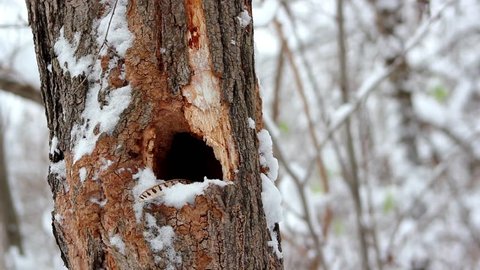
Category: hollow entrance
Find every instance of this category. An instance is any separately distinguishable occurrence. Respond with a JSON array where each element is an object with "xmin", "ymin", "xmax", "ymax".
[{"xmin": 158, "ymin": 132, "xmax": 223, "ymax": 182}]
